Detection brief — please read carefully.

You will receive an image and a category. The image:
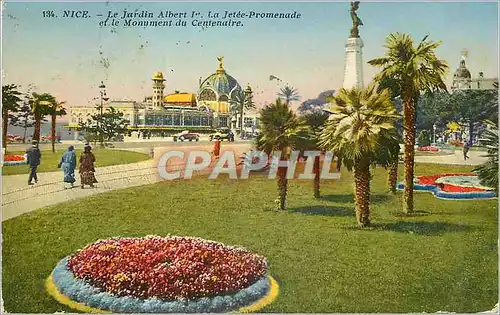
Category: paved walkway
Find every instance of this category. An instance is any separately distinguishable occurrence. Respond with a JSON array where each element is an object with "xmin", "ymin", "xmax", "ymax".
[
  {"xmin": 1, "ymin": 143, "xmax": 252, "ymax": 221},
  {"xmin": 1, "ymin": 159, "xmax": 159, "ymax": 221},
  {"xmin": 414, "ymin": 149, "xmax": 487, "ymax": 166}
]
